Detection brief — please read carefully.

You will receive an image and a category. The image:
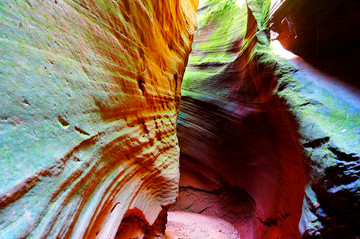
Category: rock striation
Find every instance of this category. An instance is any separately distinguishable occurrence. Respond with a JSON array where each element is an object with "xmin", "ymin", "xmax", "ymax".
[
  {"xmin": 0, "ymin": 0, "xmax": 197, "ymax": 238},
  {"xmin": 272, "ymin": 1, "xmax": 360, "ymax": 238},
  {"xmin": 173, "ymin": 0, "xmax": 307, "ymax": 238},
  {"xmin": 174, "ymin": 0, "xmax": 360, "ymax": 238},
  {"xmin": 273, "ymin": 43, "xmax": 360, "ymax": 239},
  {"xmin": 2, "ymin": 0, "xmax": 359, "ymax": 238}
]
